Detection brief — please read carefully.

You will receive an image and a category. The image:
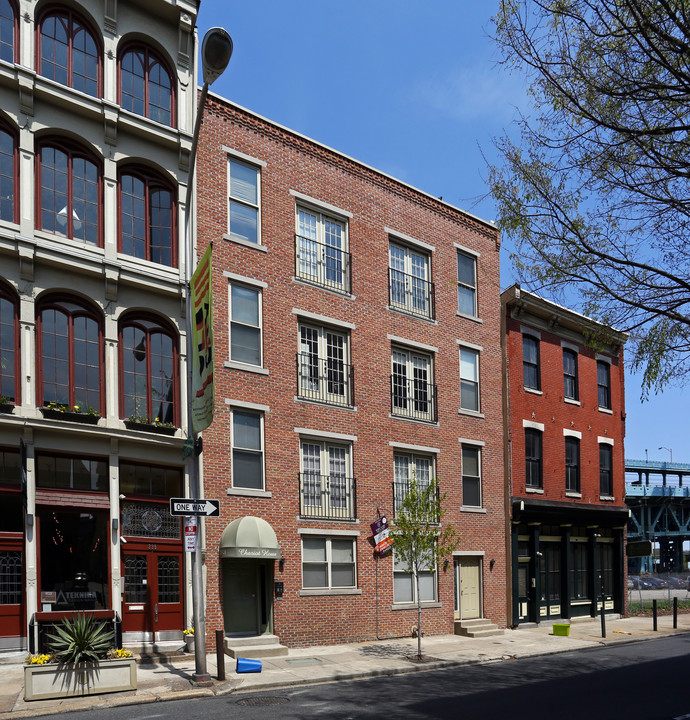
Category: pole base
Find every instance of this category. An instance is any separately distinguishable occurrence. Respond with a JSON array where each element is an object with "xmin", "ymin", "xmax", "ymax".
[{"xmin": 191, "ymin": 673, "xmax": 214, "ymax": 687}]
